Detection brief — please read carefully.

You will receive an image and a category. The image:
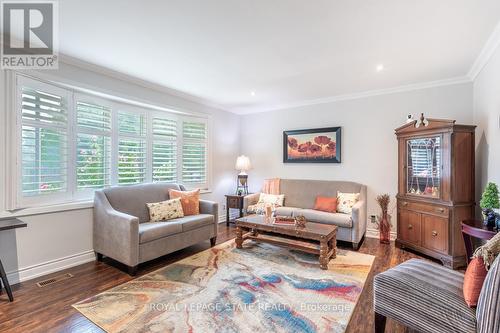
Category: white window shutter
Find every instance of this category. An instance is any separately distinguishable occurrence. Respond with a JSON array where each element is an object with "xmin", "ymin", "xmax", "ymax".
[
  {"xmin": 20, "ymin": 86, "xmax": 68, "ymax": 198},
  {"xmin": 75, "ymin": 101, "xmax": 112, "ymax": 191}
]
